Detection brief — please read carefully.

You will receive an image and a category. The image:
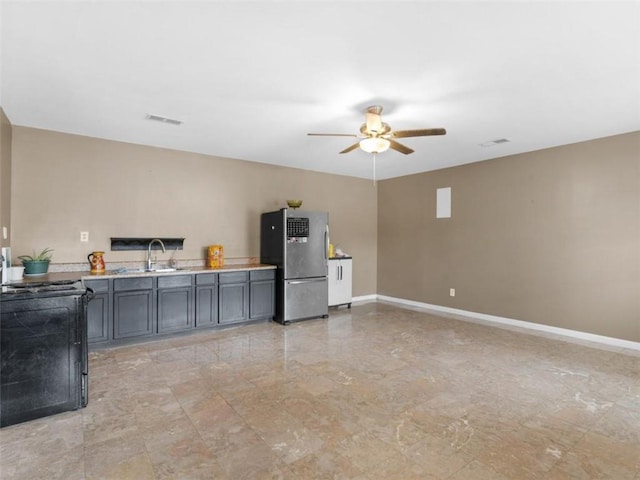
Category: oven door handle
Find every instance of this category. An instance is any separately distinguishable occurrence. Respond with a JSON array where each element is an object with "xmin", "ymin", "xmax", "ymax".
[{"xmin": 85, "ymin": 287, "xmax": 96, "ymax": 302}]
